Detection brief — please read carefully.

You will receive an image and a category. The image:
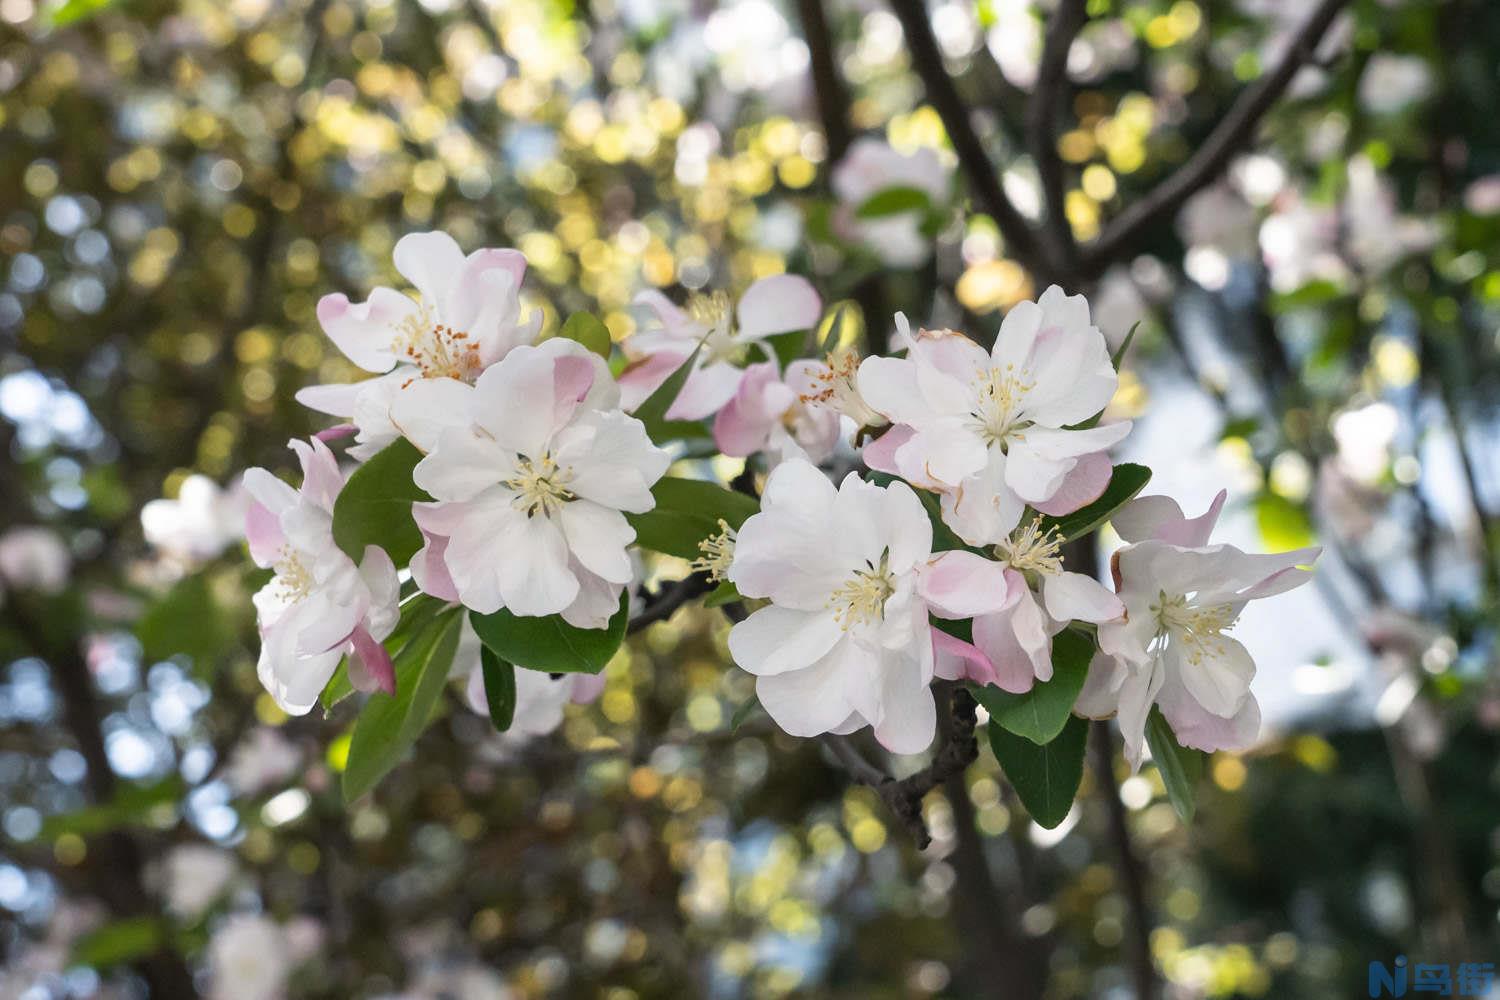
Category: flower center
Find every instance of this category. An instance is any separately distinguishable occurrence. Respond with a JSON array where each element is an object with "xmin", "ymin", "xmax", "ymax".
[
  {"xmin": 1150, "ymin": 592, "xmax": 1239, "ymax": 666},
  {"xmin": 273, "ymin": 546, "xmax": 315, "ymax": 603},
  {"xmin": 686, "ymin": 290, "xmax": 740, "ymax": 363},
  {"xmin": 828, "ymin": 551, "xmax": 897, "ymax": 631},
  {"xmin": 391, "ymin": 302, "xmax": 483, "ymax": 383},
  {"xmin": 970, "ymin": 364, "xmax": 1034, "ymax": 449},
  {"xmin": 801, "ymin": 349, "xmax": 886, "ymax": 428},
  {"xmin": 505, "ymin": 454, "xmax": 575, "ymax": 519},
  {"xmin": 996, "ymin": 517, "xmax": 1064, "ymax": 576},
  {"xmin": 689, "ymin": 519, "xmax": 737, "ymax": 582}
]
